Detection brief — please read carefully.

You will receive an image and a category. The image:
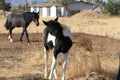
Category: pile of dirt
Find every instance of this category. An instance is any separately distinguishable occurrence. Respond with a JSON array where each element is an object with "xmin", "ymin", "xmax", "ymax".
[{"xmin": 71, "ymin": 9, "xmax": 104, "ymax": 19}]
